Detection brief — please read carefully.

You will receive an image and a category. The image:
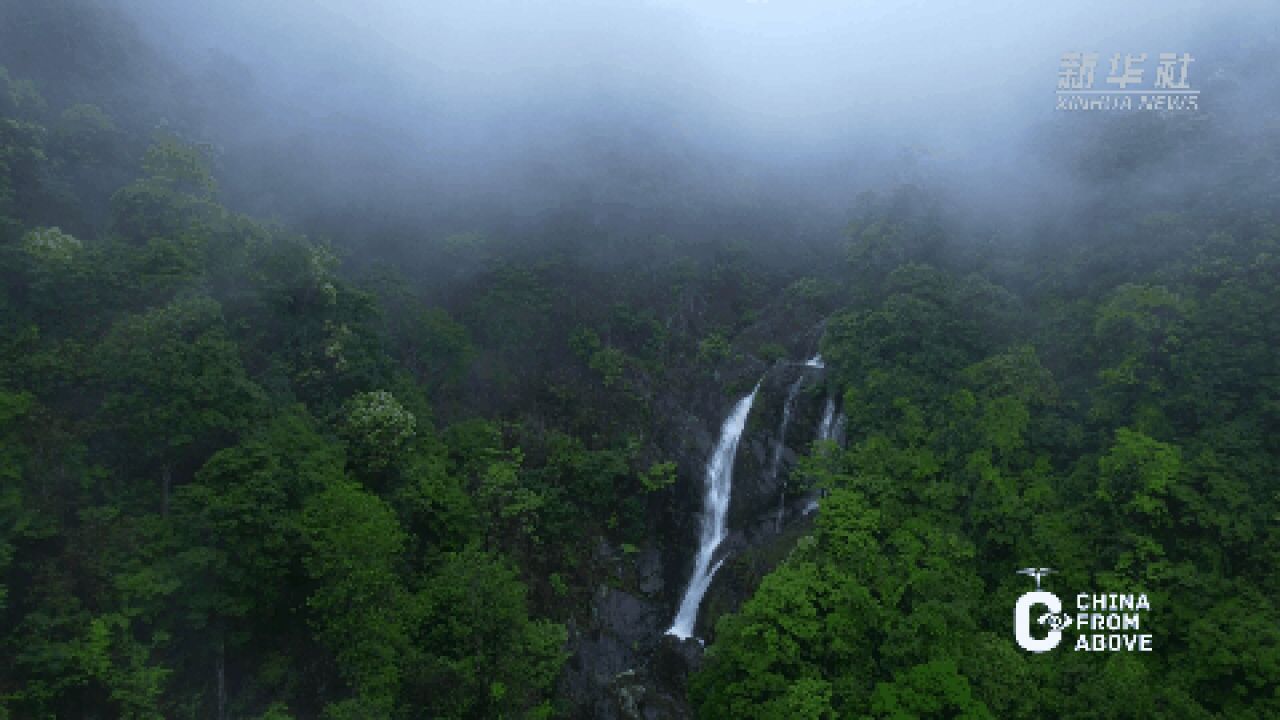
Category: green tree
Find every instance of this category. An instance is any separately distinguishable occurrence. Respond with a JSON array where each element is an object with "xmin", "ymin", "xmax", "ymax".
[
  {"xmin": 302, "ymin": 478, "xmax": 410, "ymax": 717},
  {"xmin": 95, "ymin": 295, "xmax": 266, "ymax": 514},
  {"xmin": 408, "ymin": 547, "xmax": 565, "ymax": 719}
]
